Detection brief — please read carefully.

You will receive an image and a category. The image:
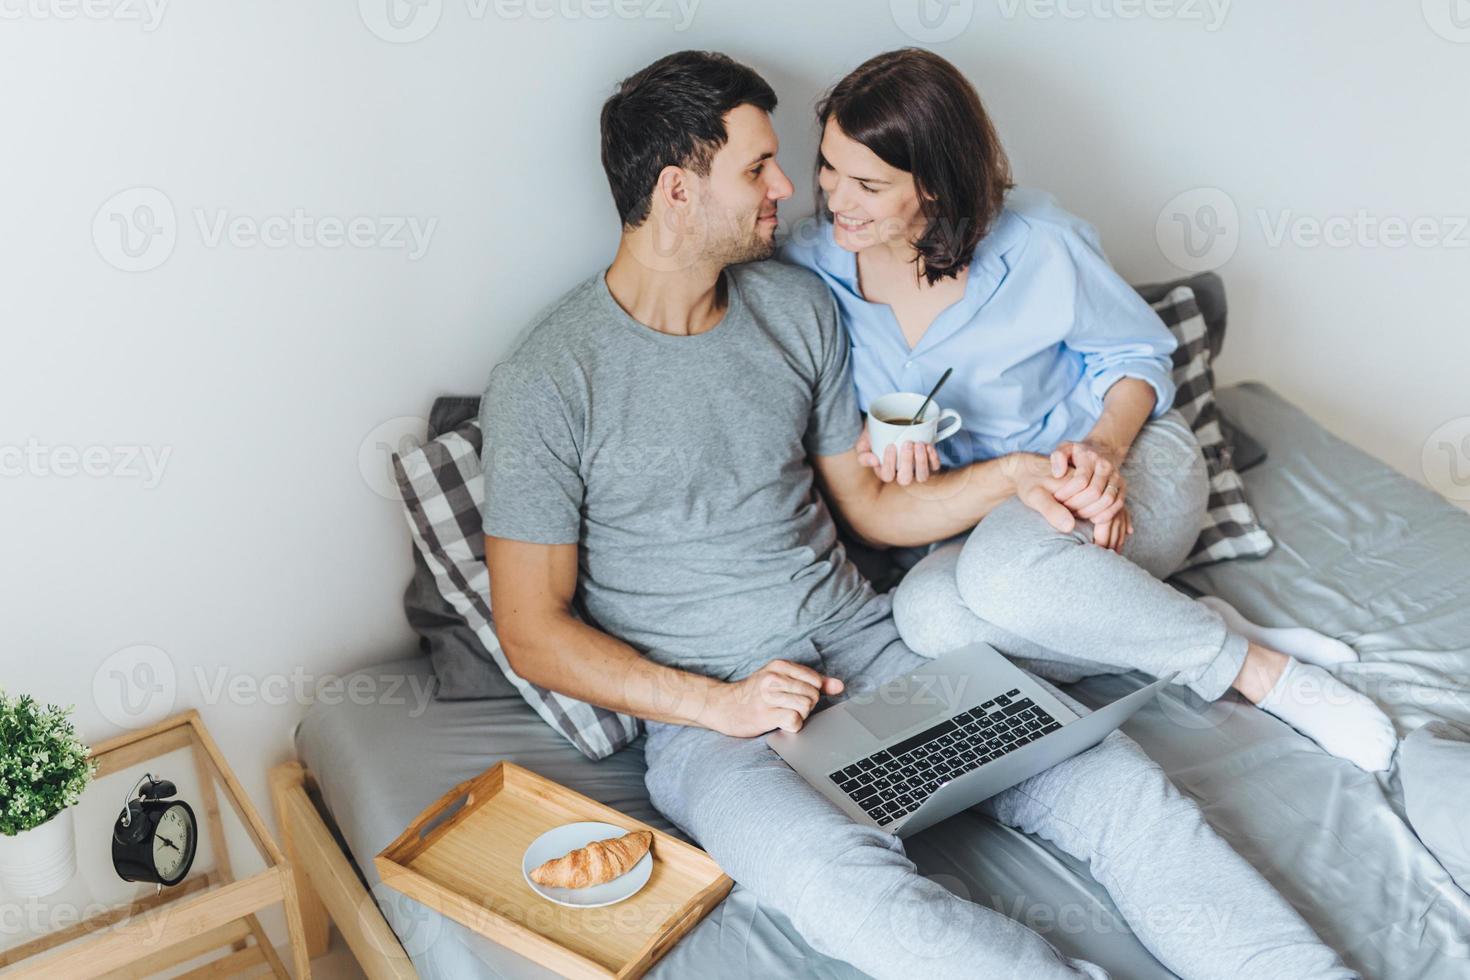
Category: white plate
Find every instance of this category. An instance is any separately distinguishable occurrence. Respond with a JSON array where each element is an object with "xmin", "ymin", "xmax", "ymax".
[{"xmin": 521, "ymin": 821, "xmax": 653, "ymax": 909}]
